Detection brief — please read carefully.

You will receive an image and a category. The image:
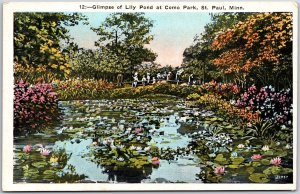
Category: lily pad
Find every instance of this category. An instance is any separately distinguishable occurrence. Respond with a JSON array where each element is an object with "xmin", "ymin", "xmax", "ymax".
[
  {"xmin": 249, "ymin": 173, "xmax": 270, "ymax": 183},
  {"xmin": 246, "ymin": 167, "xmax": 255, "ymax": 174},
  {"xmin": 264, "ymin": 151, "xmax": 274, "ymax": 156},
  {"xmin": 43, "ymin": 169, "xmax": 57, "ymax": 175},
  {"xmin": 281, "ymin": 168, "xmax": 293, "ymax": 174},
  {"xmin": 261, "ymin": 159, "xmax": 270, "ymax": 165},
  {"xmin": 214, "ymin": 154, "xmax": 227, "ymax": 164},
  {"xmin": 32, "ymin": 161, "xmax": 48, "ymax": 168},
  {"xmin": 231, "ymin": 157, "xmax": 244, "ymax": 165},
  {"xmin": 228, "ymin": 164, "xmax": 239, "ymax": 169},
  {"xmin": 252, "ymin": 161, "xmax": 261, "ymax": 167},
  {"xmin": 263, "ymin": 166, "xmax": 281, "ymax": 175}
]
